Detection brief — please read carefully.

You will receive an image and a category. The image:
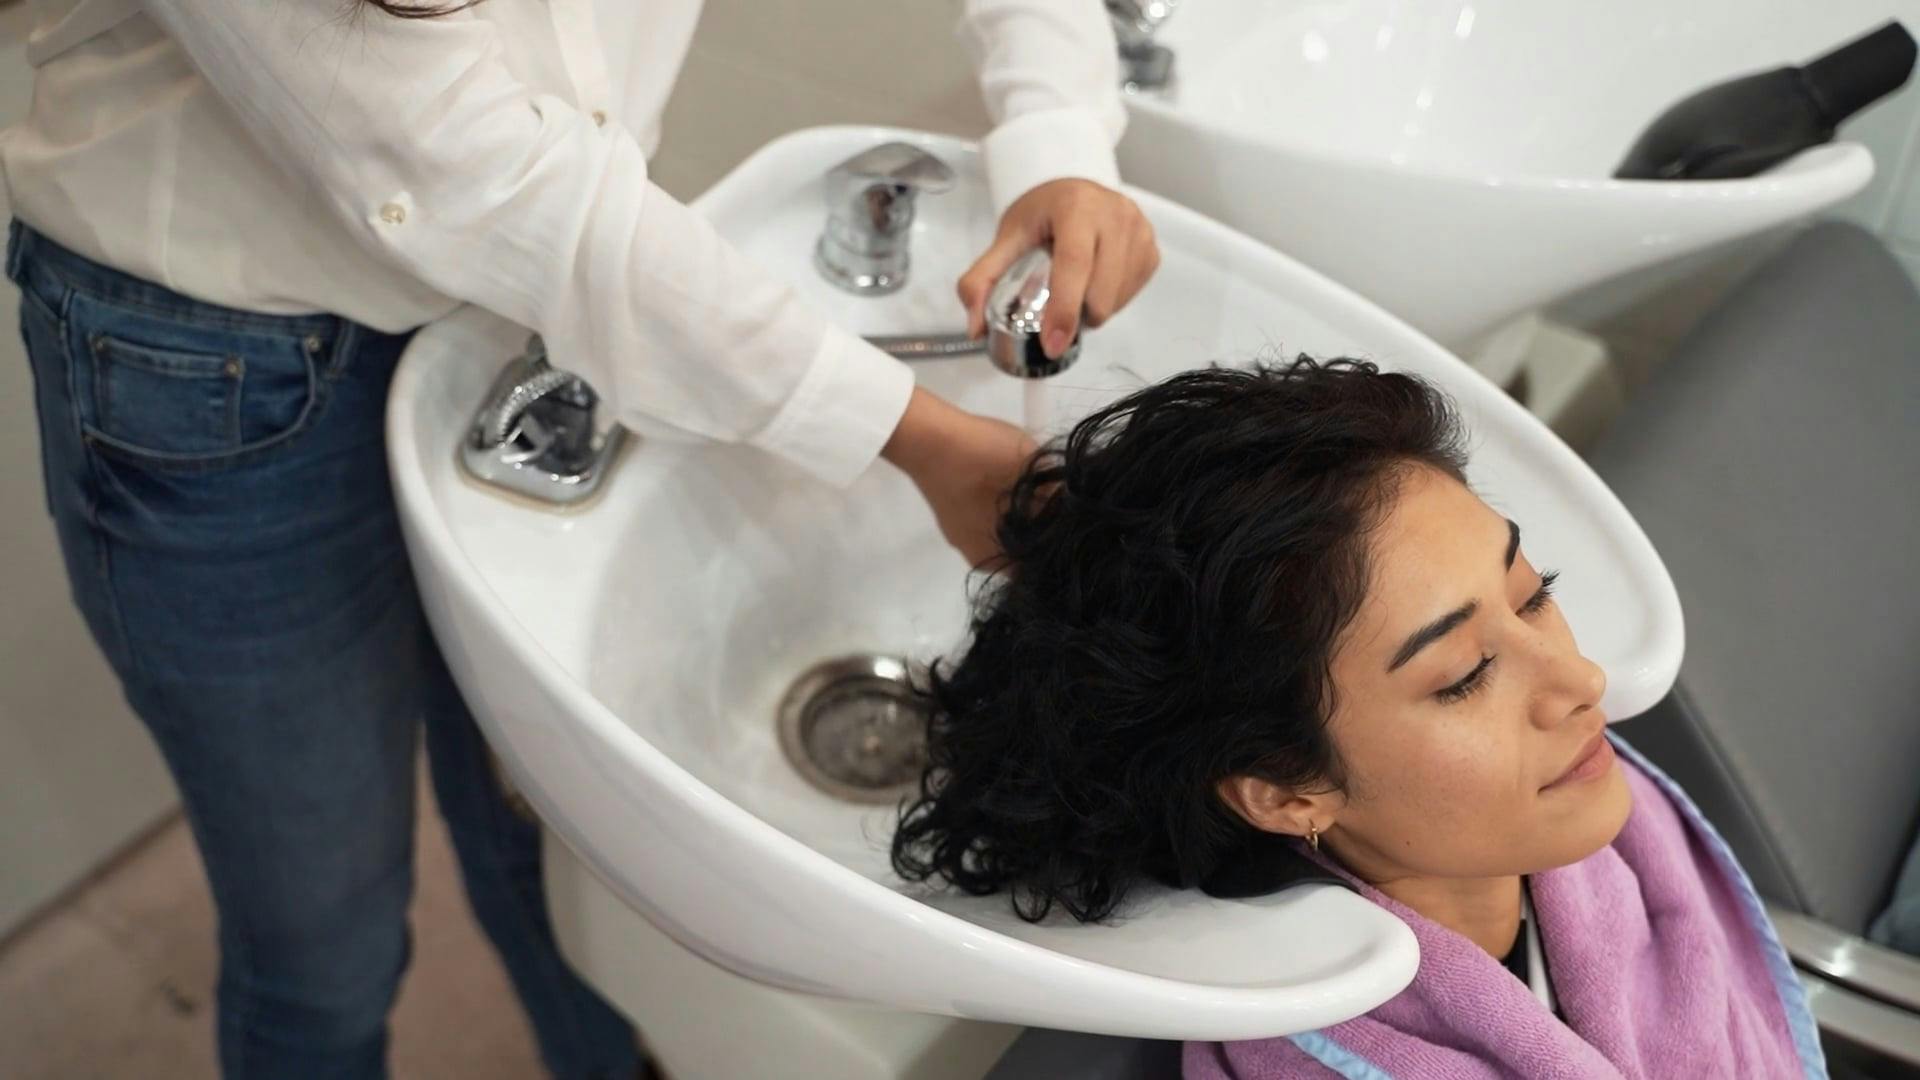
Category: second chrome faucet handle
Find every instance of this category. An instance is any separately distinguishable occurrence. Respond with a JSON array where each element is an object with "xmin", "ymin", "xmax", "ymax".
[
  {"xmin": 1107, "ymin": 0, "xmax": 1179, "ymax": 49},
  {"xmin": 1106, "ymin": 0, "xmax": 1178, "ymax": 92}
]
